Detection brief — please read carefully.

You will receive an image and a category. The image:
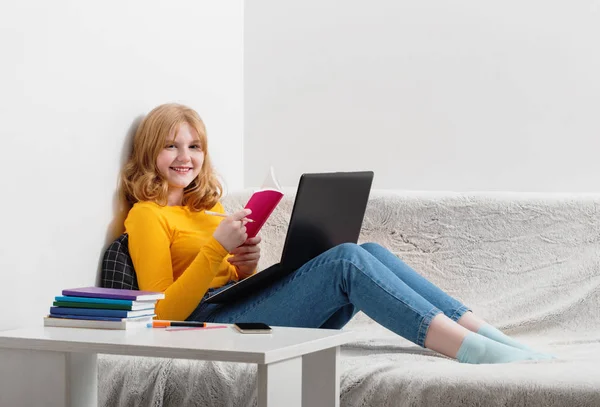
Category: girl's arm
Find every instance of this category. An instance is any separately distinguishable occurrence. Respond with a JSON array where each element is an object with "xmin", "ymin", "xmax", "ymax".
[{"xmin": 126, "ymin": 204, "xmax": 229, "ymax": 320}]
